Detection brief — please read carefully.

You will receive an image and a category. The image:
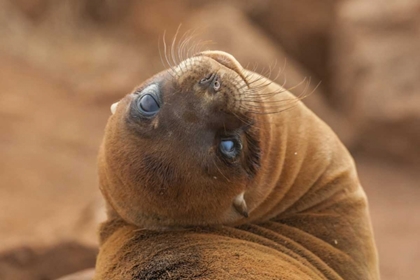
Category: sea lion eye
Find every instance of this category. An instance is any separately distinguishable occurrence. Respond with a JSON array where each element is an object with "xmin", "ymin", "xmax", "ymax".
[
  {"xmin": 219, "ymin": 139, "xmax": 240, "ymax": 159},
  {"xmin": 138, "ymin": 94, "xmax": 160, "ymax": 116}
]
